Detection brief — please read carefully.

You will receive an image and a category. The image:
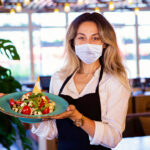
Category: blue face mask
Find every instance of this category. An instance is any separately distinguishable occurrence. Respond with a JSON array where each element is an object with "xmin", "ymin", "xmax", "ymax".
[{"xmin": 75, "ymin": 44, "xmax": 103, "ymax": 64}]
